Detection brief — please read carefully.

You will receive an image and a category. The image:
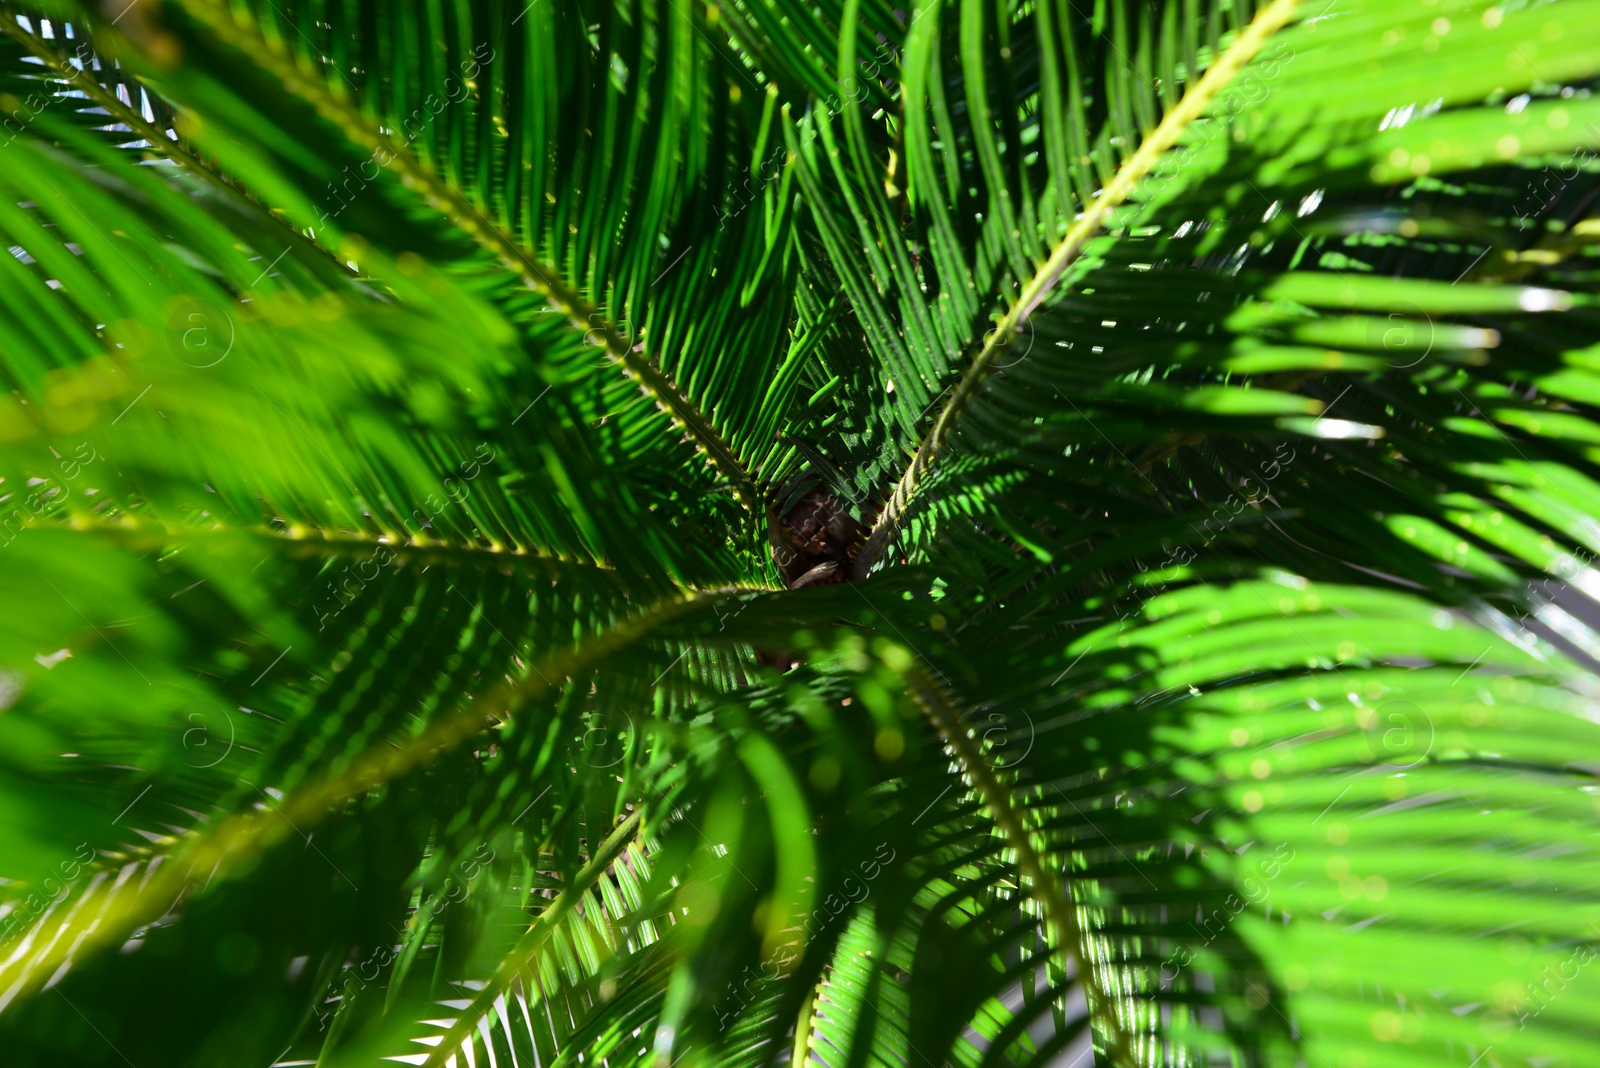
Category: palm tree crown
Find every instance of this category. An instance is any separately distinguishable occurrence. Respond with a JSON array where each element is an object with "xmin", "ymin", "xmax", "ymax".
[{"xmin": 1, "ymin": 0, "xmax": 1599, "ymax": 1065}]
